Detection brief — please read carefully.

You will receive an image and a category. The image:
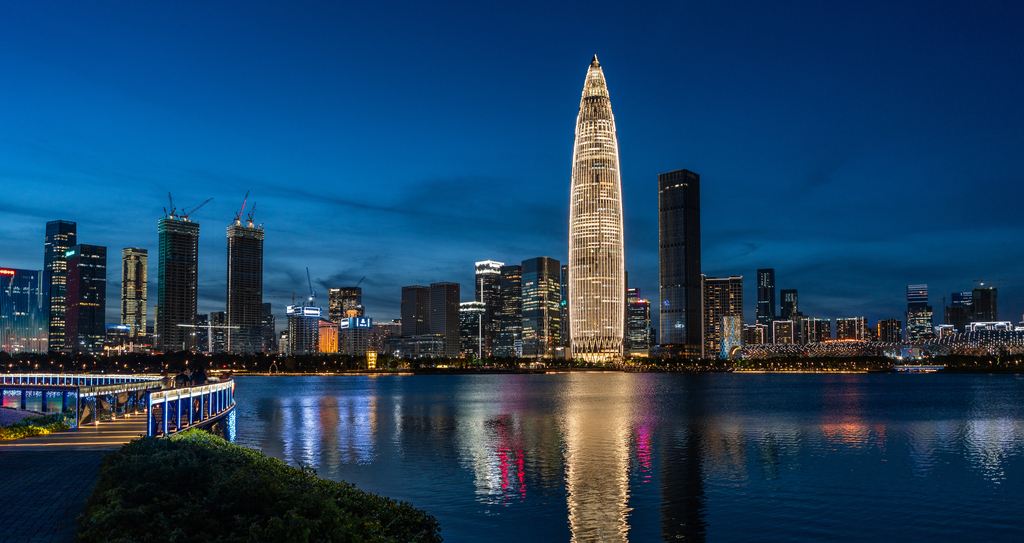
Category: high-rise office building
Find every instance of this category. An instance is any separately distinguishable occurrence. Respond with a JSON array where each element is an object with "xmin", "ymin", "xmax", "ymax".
[
  {"xmin": 719, "ymin": 316, "xmax": 742, "ymax": 358},
  {"xmin": 226, "ymin": 215, "xmax": 264, "ymax": 353},
  {"xmin": 120, "ymin": 248, "xmax": 147, "ymax": 338},
  {"xmin": 780, "ymin": 289, "xmax": 798, "ymax": 320},
  {"xmin": 65, "ymin": 244, "xmax": 107, "ymax": 354},
  {"xmin": 496, "ymin": 265, "xmax": 522, "ymax": 357},
  {"xmin": 44, "ymin": 220, "xmax": 76, "ymax": 351},
  {"xmin": 0, "ymin": 267, "xmax": 50, "ymax": 353},
  {"xmin": 742, "ymin": 323, "xmax": 768, "ymax": 345},
  {"xmin": 772, "ymin": 320, "xmax": 794, "ymax": 344},
  {"xmin": 401, "ymin": 286, "xmax": 431, "ymax": 337},
  {"xmin": 837, "ymin": 317, "xmax": 867, "ymax": 340},
  {"xmin": 659, "ymin": 169, "xmax": 701, "ymax": 357},
  {"xmin": 906, "ymin": 284, "xmax": 932, "ymax": 341},
  {"xmin": 625, "ymin": 288, "xmax": 652, "ymax": 355},
  {"xmin": 157, "ymin": 215, "xmax": 200, "ymax": 352},
  {"xmin": 329, "ymin": 287, "xmax": 363, "ymax": 322},
  {"xmin": 972, "ymin": 286, "xmax": 997, "ymax": 321},
  {"xmin": 261, "ymin": 303, "xmax": 276, "ymax": 353},
  {"xmin": 569, "ymin": 55, "xmax": 626, "ymax": 363},
  {"xmin": 703, "ymin": 276, "xmax": 743, "ymax": 358},
  {"xmin": 756, "ymin": 269, "xmax": 775, "ymax": 325},
  {"xmin": 521, "ymin": 257, "xmax": 561, "ymax": 358},
  {"xmin": 371, "ymin": 320, "xmax": 401, "ymax": 354},
  {"xmin": 195, "ymin": 313, "xmax": 210, "ymax": 352},
  {"xmin": 210, "ymin": 311, "xmax": 228, "ymax": 353},
  {"xmin": 430, "ymin": 282, "xmax": 460, "ymax": 358},
  {"xmin": 806, "ymin": 318, "xmax": 831, "ymax": 343},
  {"xmin": 878, "ymin": 319, "xmax": 903, "ymax": 343},
  {"xmin": 560, "ymin": 264, "xmax": 570, "ymax": 348},
  {"xmin": 460, "ymin": 301, "xmax": 485, "ymax": 358},
  {"xmin": 339, "ymin": 317, "xmax": 372, "ymax": 356},
  {"xmin": 286, "ymin": 305, "xmax": 320, "ymax": 355},
  {"xmin": 945, "ymin": 291, "xmax": 973, "ymax": 332},
  {"xmin": 475, "ymin": 261, "xmax": 503, "ymax": 356},
  {"xmin": 319, "ymin": 319, "xmax": 339, "ymax": 354}
]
